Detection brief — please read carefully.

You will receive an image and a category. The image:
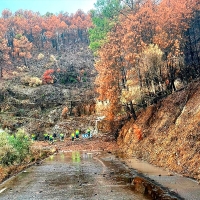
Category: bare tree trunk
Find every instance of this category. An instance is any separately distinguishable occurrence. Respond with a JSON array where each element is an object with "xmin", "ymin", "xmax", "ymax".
[
  {"xmin": 0, "ymin": 66, "xmax": 2, "ymax": 78},
  {"xmin": 24, "ymin": 57, "xmax": 27, "ymax": 66},
  {"xmin": 129, "ymin": 101, "xmax": 137, "ymax": 120},
  {"xmin": 121, "ymin": 67, "xmax": 127, "ymax": 89},
  {"xmin": 126, "ymin": 101, "xmax": 137, "ymax": 120},
  {"xmin": 192, "ymin": 27, "xmax": 200, "ymax": 65}
]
